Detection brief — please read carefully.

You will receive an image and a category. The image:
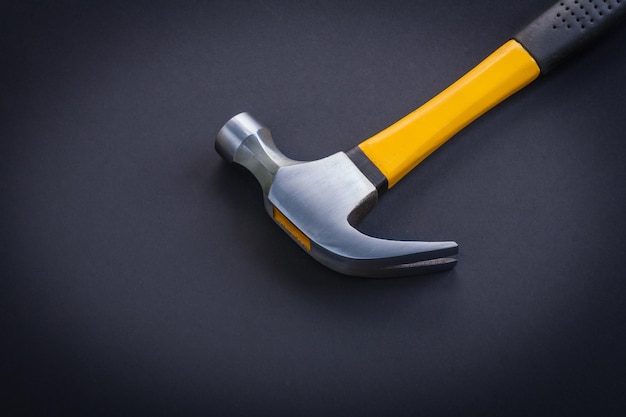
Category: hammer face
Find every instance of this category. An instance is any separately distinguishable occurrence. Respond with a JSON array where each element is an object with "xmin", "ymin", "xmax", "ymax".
[
  {"xmin": 216, "ymin": 112, "xmax": 299, "ymax": 199},
  {"xmin": 216, "ymin": 112, "xmax": 458, "ymax": 277}
]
